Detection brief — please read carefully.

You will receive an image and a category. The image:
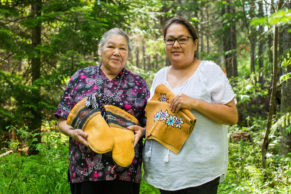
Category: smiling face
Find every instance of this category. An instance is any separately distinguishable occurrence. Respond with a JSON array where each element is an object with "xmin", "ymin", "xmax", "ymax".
[
  {"xmin": 165, "ymin": 23, "xmax": 198, "ymax": 69},
  {"xmin": 98, "ymin": 34, "xmax": 129, "ymax": 78}
]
